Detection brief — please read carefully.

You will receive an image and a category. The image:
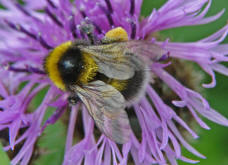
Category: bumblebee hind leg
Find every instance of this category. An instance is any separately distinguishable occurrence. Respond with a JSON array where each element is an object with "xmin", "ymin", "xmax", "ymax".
[{"xmin": 102, "ymin": 27, "xmax": 129, "ymax": 44}]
